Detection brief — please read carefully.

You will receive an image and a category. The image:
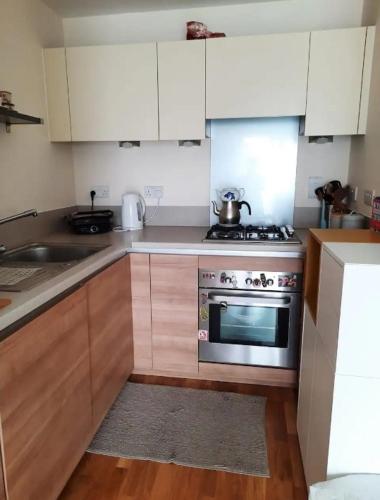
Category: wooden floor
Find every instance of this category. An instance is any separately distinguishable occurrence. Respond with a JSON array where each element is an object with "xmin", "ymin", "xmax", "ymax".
[{"xmin": 59, "ymin": 375, "xmax": 307, "ymax": 500}]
